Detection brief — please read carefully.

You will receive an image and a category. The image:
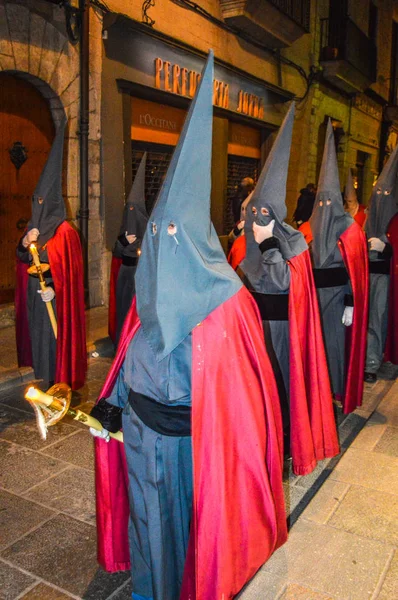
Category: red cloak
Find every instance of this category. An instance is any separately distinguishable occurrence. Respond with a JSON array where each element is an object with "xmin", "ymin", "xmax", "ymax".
[
  {"xmin": 15, "ymin": 221, "xmax": 87, "ymax": 390},
  {"xmin": 94, "ymin": 287, "xmax": 287, "ymax": 598},
  {"xmin": 385, "ymin": 213, "xmax": 398, "ymax": 364},
  {"xmin": 108, "ymin": 256, "xmax": 122, "ymax": 344},
  {"xmin": 353, "ymin": 204, "xmax": 366, "ymax": 228},
  {"xmin": 298, "ymin": 221, "xmax": 313, "ymax": 244},
  {"xmin": 15, "ymin": 258, "xmax": 33, "ymax": 367},
  {"xmin": 226, "ymin": 241, "xmax": 339, "ymax": 475},
  {"xmin": 338, "ymin": 222, "xmax": 369, "ymax": 413},
  {"xmin": 227, "ymin": 234, "xmax": 246, "ymax": 271},
  {"xmin": 287, "ymin": 250, "xmax": 340, "ymax": 474}
]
